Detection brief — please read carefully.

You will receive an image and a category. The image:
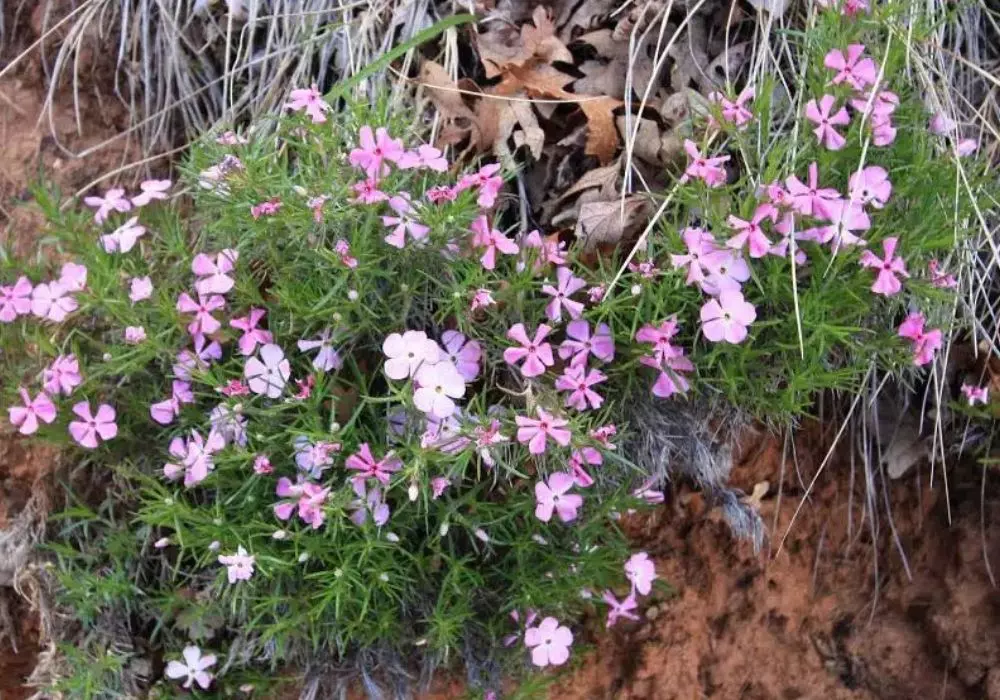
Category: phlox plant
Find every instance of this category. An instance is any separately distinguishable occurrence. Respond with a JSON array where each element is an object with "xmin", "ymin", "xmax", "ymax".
[{"xmin": 0, "ymin": 3, "xmax": 993, "ymax": 697}]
